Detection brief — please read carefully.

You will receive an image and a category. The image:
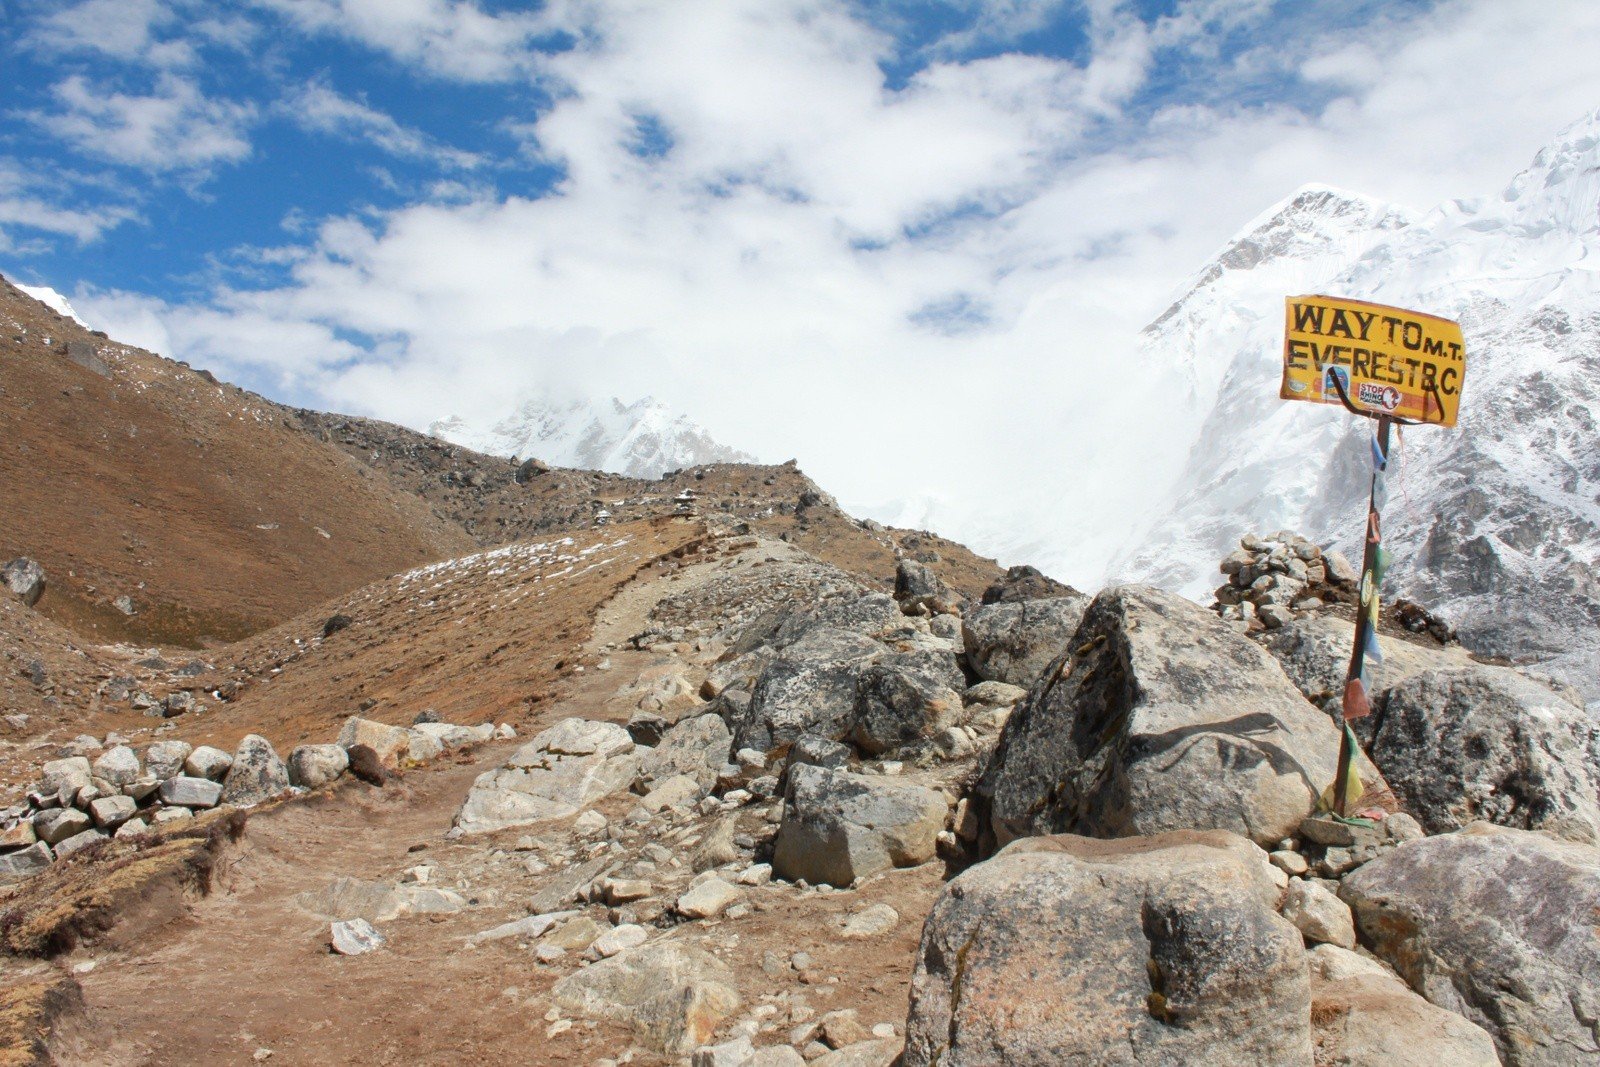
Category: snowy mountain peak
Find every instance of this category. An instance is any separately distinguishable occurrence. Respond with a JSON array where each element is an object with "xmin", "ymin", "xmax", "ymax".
[
  {"xmin": 14, "ymin": 283, "xmax": 87, "ymax": 328},
  {"xmin": 1117, "ymin": 111, "xmax": 1600, "ymax": 705},
  {"xmin": 430, "ymin": 395, "xmax": 756, "ymax": 480},
  {"xmin": 1492, "ymin": 108, "xmax": 1600, "ymax": 235}
]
